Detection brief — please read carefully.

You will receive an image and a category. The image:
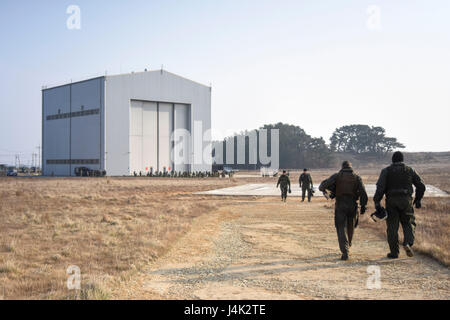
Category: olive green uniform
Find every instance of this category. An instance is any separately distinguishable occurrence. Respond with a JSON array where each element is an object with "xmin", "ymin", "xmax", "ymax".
[
  {"xmin": 319, "ymin": 168, "xmax": 368, "ymax": 256},
  {"xmin": 299, "ymin": 173, "xmax": 313, "ymax": 202},
  {"xmin": 277, "ymin": 174, "xmax": 291, "ymax": 201},
  {"xmin": 373, "ymin": 162, "xmax": 425, "ymax": 256}
]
